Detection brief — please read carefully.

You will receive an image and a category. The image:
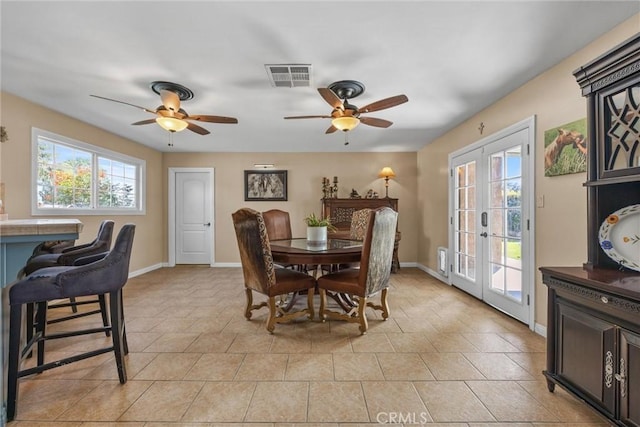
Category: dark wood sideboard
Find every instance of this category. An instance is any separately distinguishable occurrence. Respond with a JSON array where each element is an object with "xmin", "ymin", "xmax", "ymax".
[
  {"xmin": 321, "ymin": 197, "xmax": 400, "ymax": 272},
  {"xmin": 540, "ymin": 33, "xmax": 640, "ymax": 426}
]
